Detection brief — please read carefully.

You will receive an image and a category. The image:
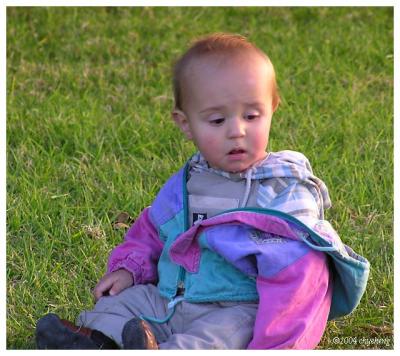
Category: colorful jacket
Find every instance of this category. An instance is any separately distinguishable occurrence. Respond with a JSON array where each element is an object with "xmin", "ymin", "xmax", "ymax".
[{"xmin": 107, "ymin": 151, "xmax": 370, "ymax": 349}]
